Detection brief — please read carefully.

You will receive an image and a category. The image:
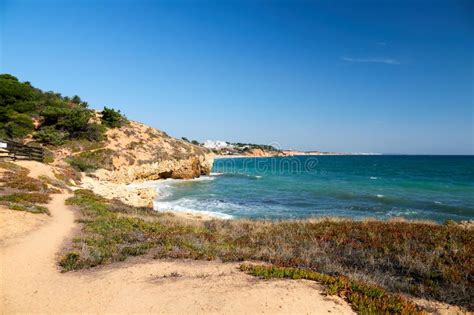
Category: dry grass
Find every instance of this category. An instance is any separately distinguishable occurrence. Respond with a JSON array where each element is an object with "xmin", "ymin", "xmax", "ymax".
[
  {"xmin": 0, "ymin": 162, "xmax": 56, "ymax": 215},
  {"xmin": 0, "ymin": 161, "xmax": 30, "ymax": 173},
  {"xmin": 0, "ymin": 192, "xmax": 51, "ymax": 204},
  {"xmin": 0, "ymin": 170, "xmax": 48, "ymax": 191},
  {"xmin": 61, "ymin": 190, "xmax": 473, "ymax": 311}
]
